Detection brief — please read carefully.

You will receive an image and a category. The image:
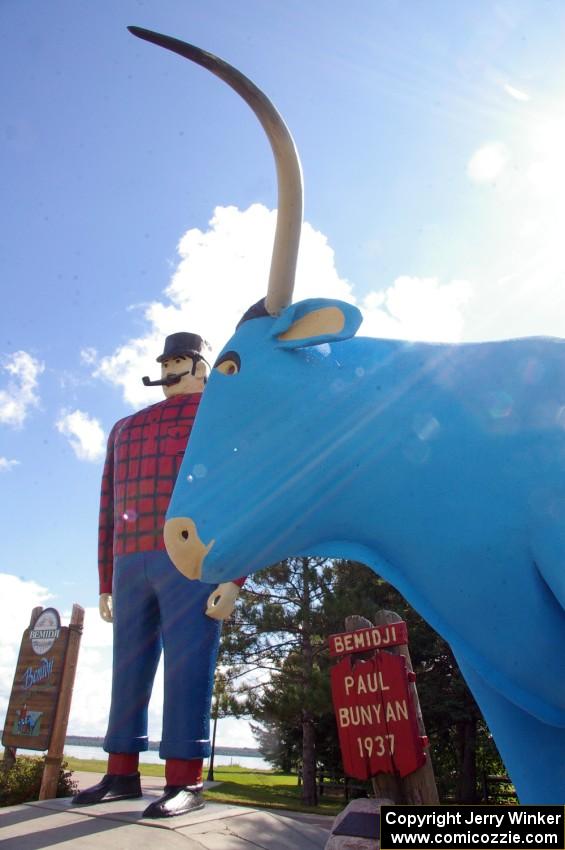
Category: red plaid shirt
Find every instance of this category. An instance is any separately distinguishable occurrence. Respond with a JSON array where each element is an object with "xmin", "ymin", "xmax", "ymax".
[{"xmin": 98, "ymin": 394, "xmax": 201, "ymax": 594}]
